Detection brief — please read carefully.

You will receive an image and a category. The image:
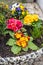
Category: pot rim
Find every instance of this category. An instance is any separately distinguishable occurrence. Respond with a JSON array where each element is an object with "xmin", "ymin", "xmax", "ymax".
[{"xmin": 0, "ymin": 48, "xmax": 43, "ymax": 64}]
